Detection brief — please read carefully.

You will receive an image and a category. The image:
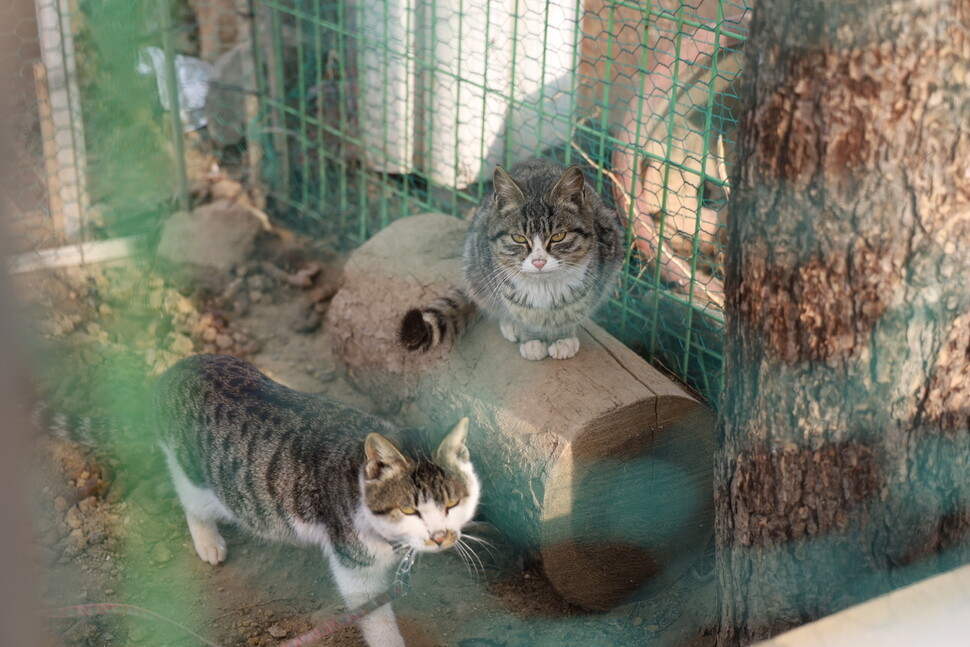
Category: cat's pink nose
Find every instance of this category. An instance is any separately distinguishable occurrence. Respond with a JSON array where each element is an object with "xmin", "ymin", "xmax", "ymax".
[
  {"xmin": 532, "ymin": 258, "xmax": 546, "ymax": 269},
  {"xmin": 430, "ymin": 531, "xmax": 447, "ymax": 546}
]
